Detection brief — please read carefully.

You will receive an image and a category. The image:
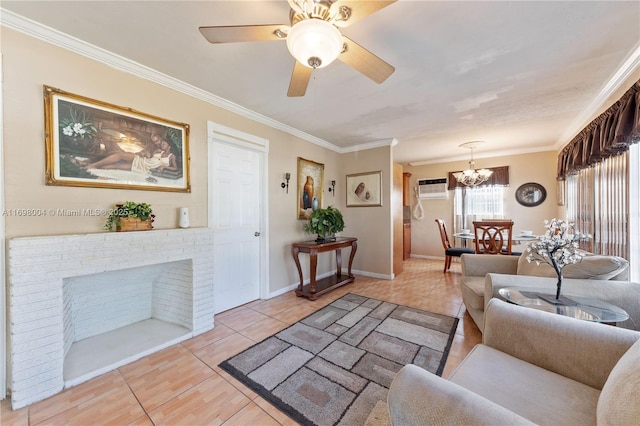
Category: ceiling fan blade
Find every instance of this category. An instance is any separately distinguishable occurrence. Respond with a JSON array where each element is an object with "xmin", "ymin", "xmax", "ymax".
[
  {"xmin": 330, "ymin": 0, "xmax": 397, "ymax": 28},
  {"xmin": 287, "ymin": 61, "xmax": 313, "ymax": 97},
  {"xmin": 340, "ymin": 36, "xmax": 395, "ymax": 84},
  {"xmin": 199, "ymin": 24, "xmax": 289, "ymax": 43}
]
